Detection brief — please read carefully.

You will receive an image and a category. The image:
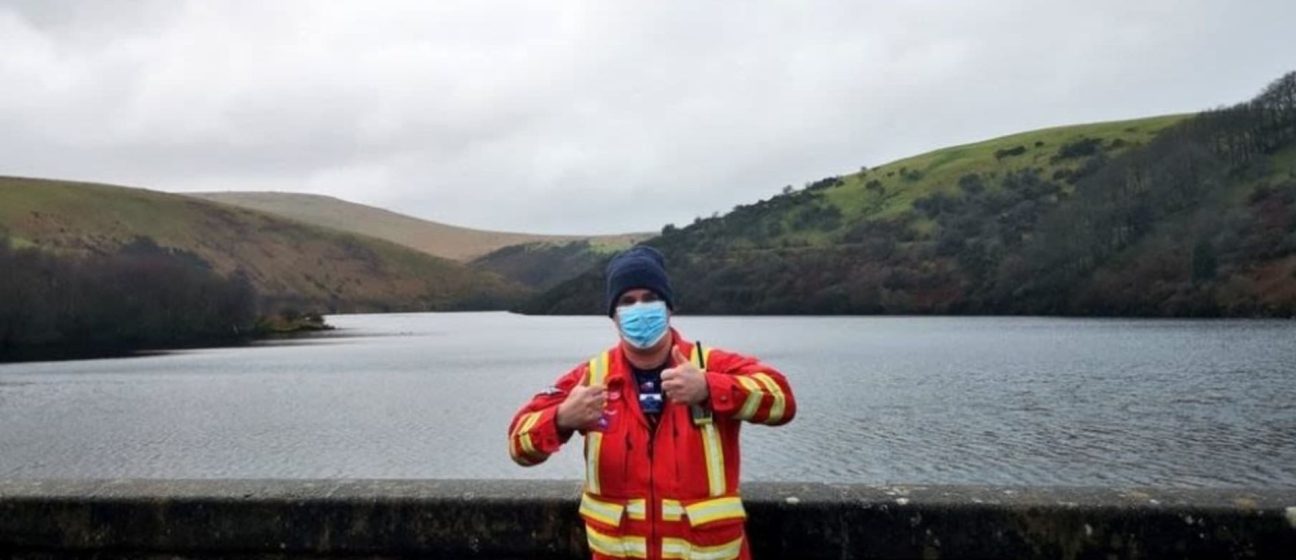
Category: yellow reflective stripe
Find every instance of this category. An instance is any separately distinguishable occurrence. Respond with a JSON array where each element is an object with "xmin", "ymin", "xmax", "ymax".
[
  {"xmin": 586, "ymin": 351, "xmax": 609, "ymax": 386},
  {"xmin": 690, "ymin": 344, "xmax": 714, "ymax": 427},
  {"xmin": 690, "ymin": 343, "xmax": 726, "ymax": 496},
  {"xmin": 626, "ymin": 498, "xmax": 647, "ymax": 520},
  {"xmin": 579, "ymin": 493, "xmax": 625, "ymax": 527},
  {"xmin": 699, "ymin": 422, "xmax": 726, "ymax": 497},
  {"xmin": 517, "ymin": 411, "xmax": 542, "ymax": 435},
  {"xmin": 683, "ymin": 496, "xmax": 746, "ymax": 527},
  {"xmin": 584, "ymin": 351, "xmax": 610, "ymax": 494},
  {"xmin": 516, "ymin": 411, "xmax": 543, "ymax": 456},
  {"xmin": 661, "ymin": 536, "xmax": 744, "ymax": 560},
  {"xmin": 662, "ymin": 499, "xmax": 685, "ymax": 521},
  {"xmin": 509, "ymin": 411, "xmax": 544, "ymax": 463},
  {"xmin": 586, "ymin": 525, "xmax": 648, "ymax": 558},
  {"xmin": 586, "ymin": 432, "xmax": 603, "ymax": 495},
  {"xmin": 733, "ymin": 376, "xmax": 763, "ymax": 421},
  {"xmin": 508, "ymin": 431, "xmax": 520, "ymax": 458},
  {"xmin": 751, "ymin": 372, "xmax": 785, "ymax": 423},
  {"xmin": 508, "ymin": 437, "xmax": 537, "ymax": 464}
]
